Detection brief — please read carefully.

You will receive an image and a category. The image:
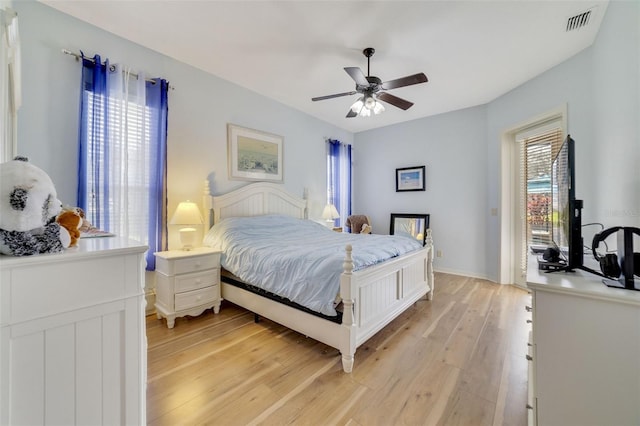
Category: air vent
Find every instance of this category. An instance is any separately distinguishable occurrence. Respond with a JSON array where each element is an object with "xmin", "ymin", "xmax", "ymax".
[{"xmin": 566, "ymin": 9, "xmax": 593, "ymax": 32}]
